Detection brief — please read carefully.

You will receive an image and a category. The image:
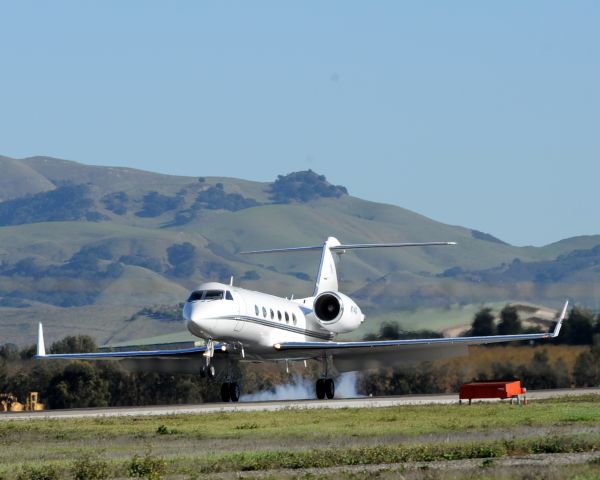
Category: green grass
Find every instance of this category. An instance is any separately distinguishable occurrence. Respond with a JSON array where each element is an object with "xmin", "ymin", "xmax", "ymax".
[
  {"xmin": 4, "ymin": 396, "xmax": 600, "ymax": 441},
  {"xmin": 1, "ymin": 396, "xmax": 600, "ymax": 478}
]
